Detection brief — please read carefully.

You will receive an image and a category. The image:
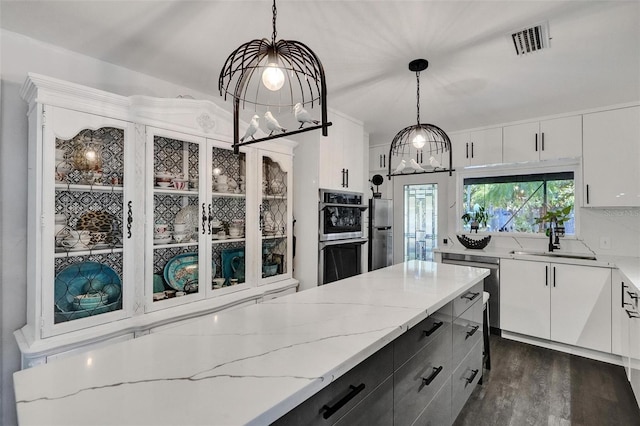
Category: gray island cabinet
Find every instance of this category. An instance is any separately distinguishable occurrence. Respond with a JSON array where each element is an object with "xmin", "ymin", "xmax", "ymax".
[{"xmin": 14, "ymin": 261, "xmax": 488, "ymax": 425}]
